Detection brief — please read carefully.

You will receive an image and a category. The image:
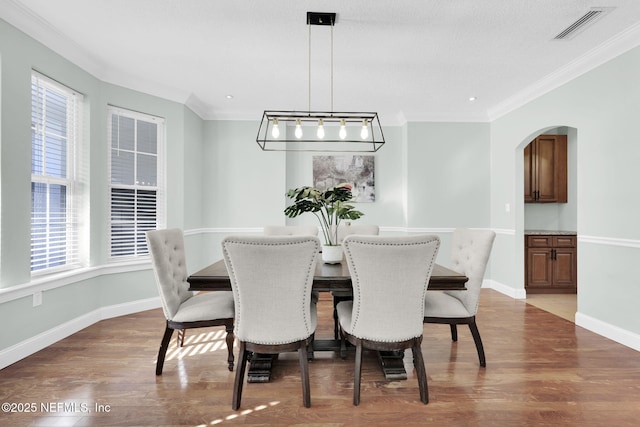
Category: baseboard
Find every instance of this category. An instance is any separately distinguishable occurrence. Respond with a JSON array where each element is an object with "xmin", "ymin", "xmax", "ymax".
[
  {"xmin": 483, "ymin": 279, "xmax": 527, "ymax": 299},
  {"xmin": 575, "ymin": 312, "xmax": 640, "ymax": 352},
  {"xmin": 0, "ymin": 297, "xmax": 161, "ymax": 370}
]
